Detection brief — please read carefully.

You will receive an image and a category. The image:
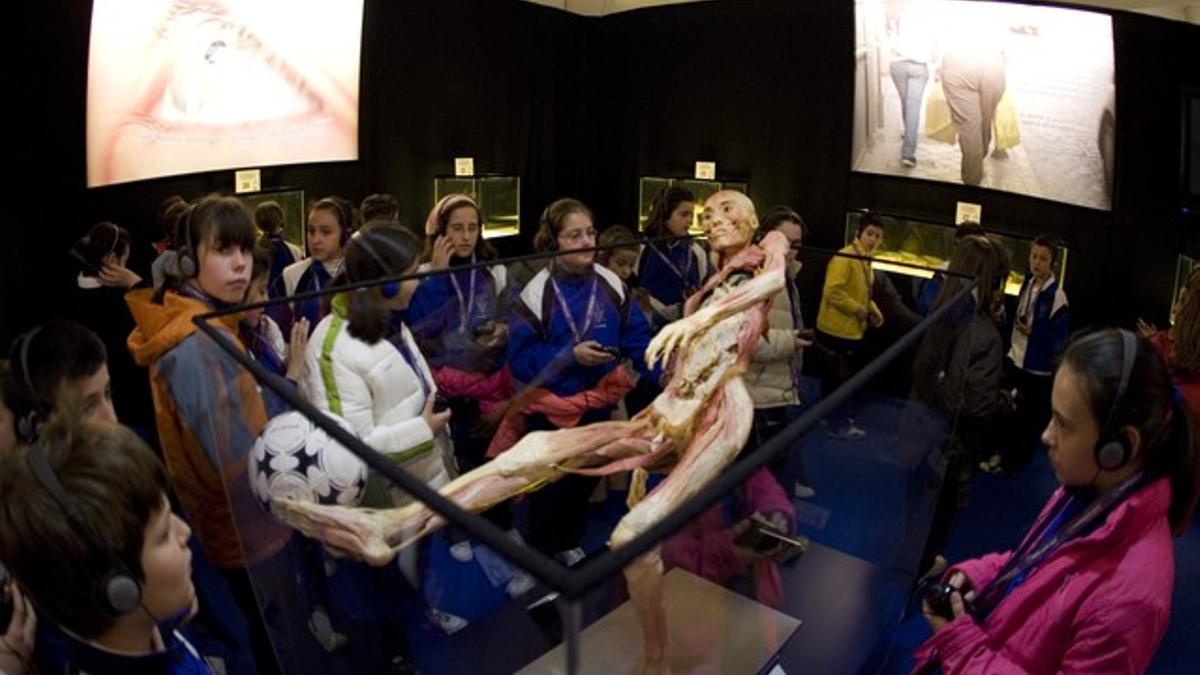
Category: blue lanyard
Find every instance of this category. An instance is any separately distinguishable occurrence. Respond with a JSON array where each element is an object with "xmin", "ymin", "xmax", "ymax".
[
  {"xmin": 550, "ymin": 274, "xmax": 599, "ymax": 344},
  {"xmin": 391, "ymin": 328, "xmax": 431, "ymax": 398},
  {"xmin": 448, "ymin": 264, "xmax": 478, "ymax": 333},
  {"xmin": 973, "ymin": 472, "xmax": 1145, "ymax": 621}
]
